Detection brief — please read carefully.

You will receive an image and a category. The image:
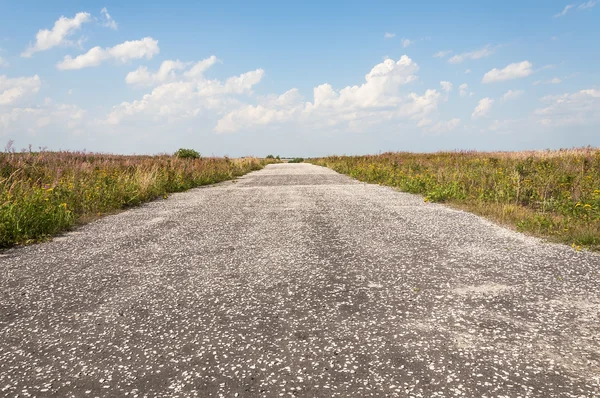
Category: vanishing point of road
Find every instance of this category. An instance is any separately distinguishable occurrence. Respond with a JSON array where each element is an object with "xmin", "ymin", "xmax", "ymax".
[{"xmin": 1, "ymin": 163, "xmax": 599, "ymax": 397}]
